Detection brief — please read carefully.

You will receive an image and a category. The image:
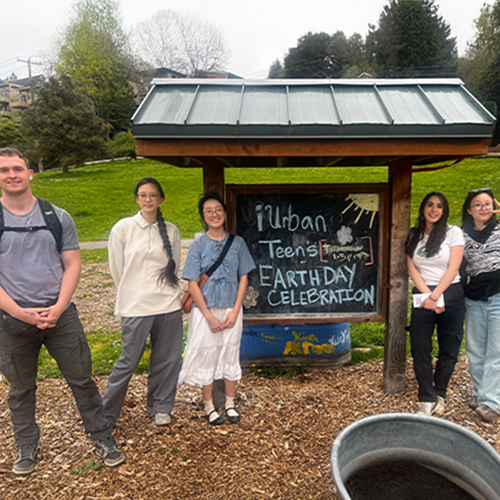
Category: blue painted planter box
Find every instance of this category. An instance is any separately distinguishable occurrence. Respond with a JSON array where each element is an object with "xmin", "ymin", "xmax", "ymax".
[{"xmin": 240, "ymin": 322, "xmax": 350, "ymax": 371}]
